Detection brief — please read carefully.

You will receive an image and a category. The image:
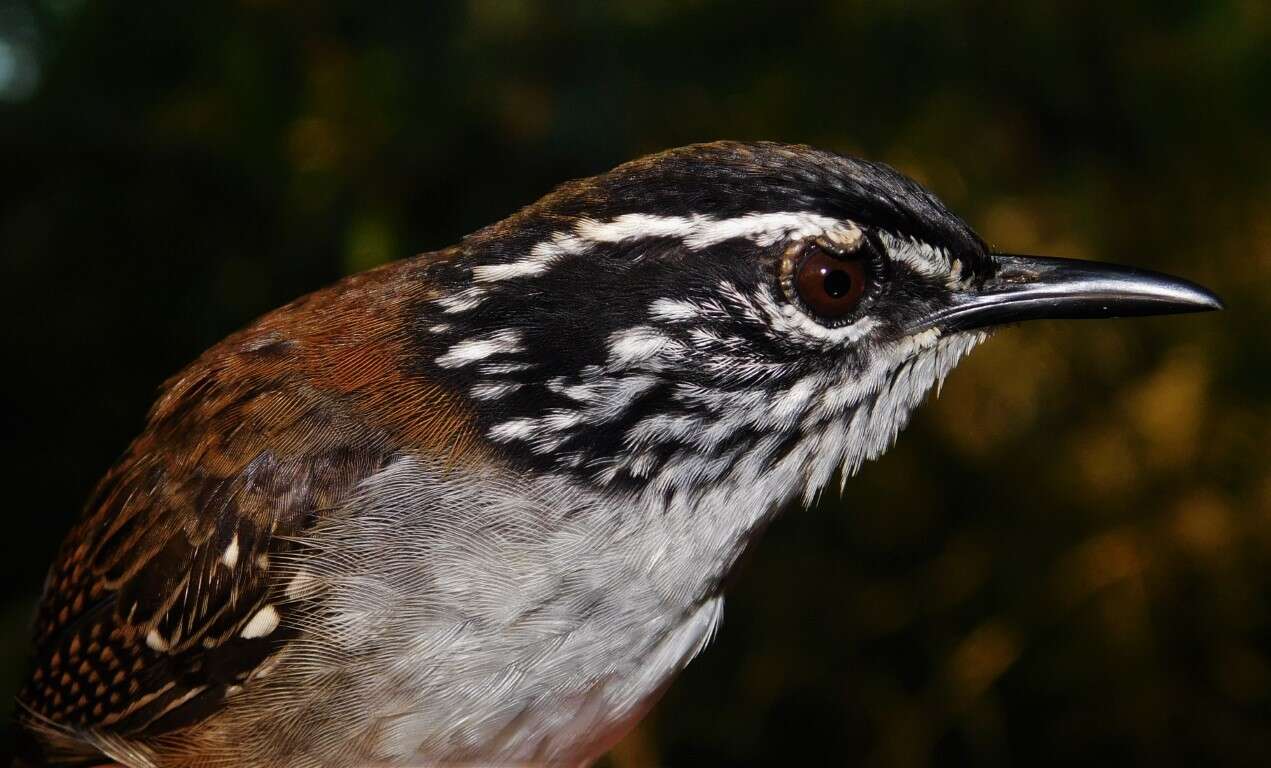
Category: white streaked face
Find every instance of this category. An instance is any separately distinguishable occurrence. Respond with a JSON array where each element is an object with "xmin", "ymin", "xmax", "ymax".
[{"xmin": 422, "ymin": 207, "xmax": 990, "ymax": 505}]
